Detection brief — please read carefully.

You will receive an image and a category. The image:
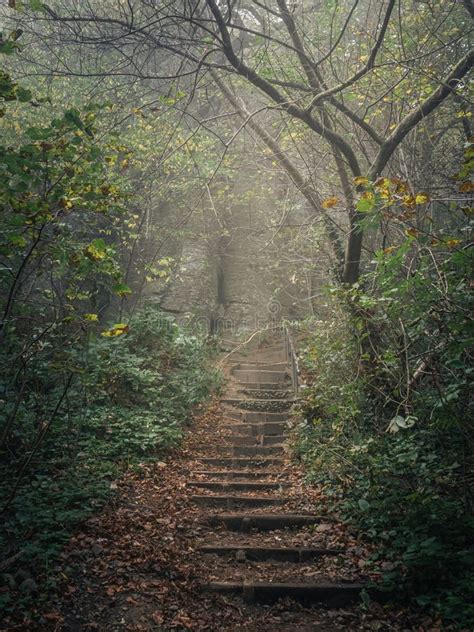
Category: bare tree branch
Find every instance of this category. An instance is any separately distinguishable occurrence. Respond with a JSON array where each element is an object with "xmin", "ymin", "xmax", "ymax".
[{"xmin": 370, "ymin": 48, "xmax": 474, "ymax": 178}]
